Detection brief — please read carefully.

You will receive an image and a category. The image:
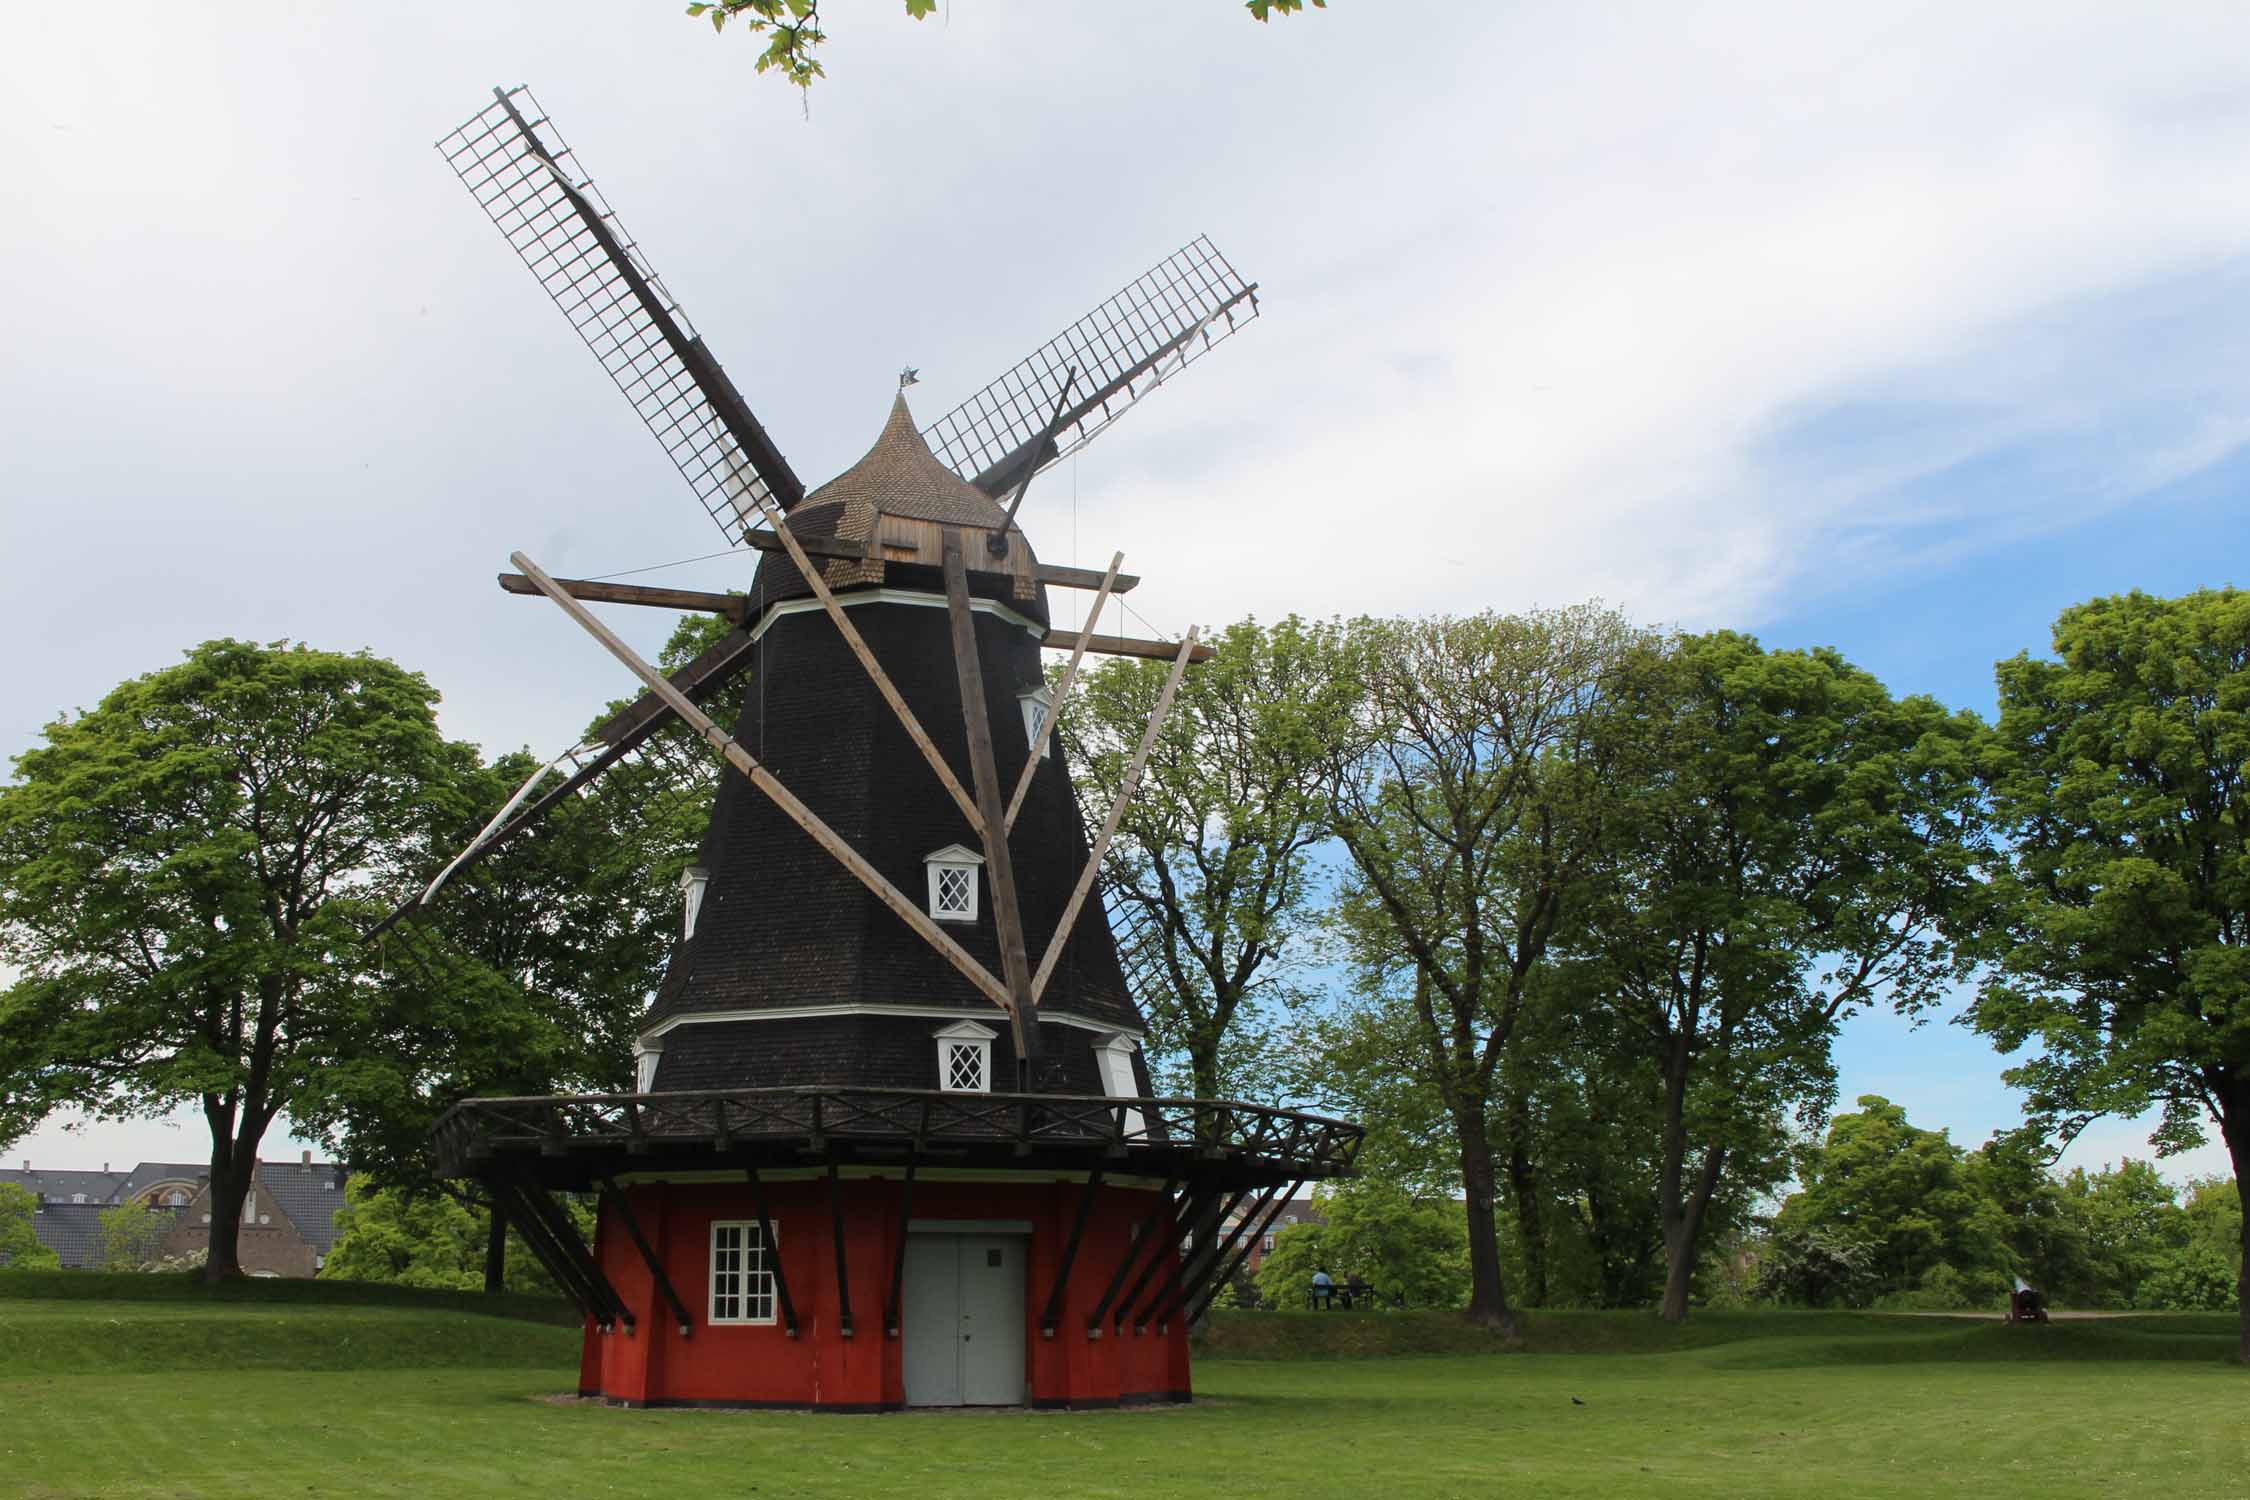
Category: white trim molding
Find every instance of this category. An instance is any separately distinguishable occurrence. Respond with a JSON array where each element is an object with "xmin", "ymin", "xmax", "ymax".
[
  {"xmin": 750, "ymin": 588, "xmax": 1045, "ymax": 645},
  {"xmin": 636, "ymin": 1003, "xmax": 1144, "ymax": 1050}
]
